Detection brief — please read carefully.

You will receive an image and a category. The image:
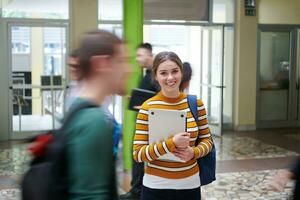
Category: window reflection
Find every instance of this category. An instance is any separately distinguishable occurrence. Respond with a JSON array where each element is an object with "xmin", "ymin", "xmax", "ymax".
[
  {"xmin": 2, "ymin": 0, "xmax": 68, "ymax": 19},
  {"xmin": 11, "ymin": 27, "xmax": 30, "ymax": 54},
  {"xmin": 43, "ymin": 27, "xmax": 66, "ymax": 76},
  {"xmin": 213, "ymin": 0, "xmax": 235, "ymax": 23},
  {"xmin": 98, "ymin": 0, "xmax": 123, "ymax": 21}
]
